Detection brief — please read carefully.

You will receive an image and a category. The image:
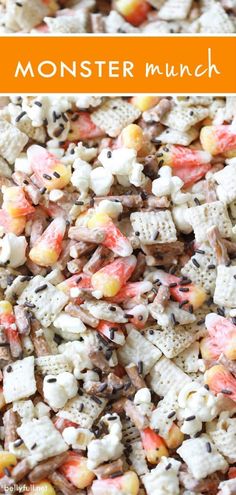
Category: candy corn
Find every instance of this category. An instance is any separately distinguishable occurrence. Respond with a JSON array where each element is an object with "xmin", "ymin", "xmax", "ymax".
[
  {"xmin": 0, "ymin": 301, "xmax": 22, "ymax": 358},
  {"xmin": 27, "ymin": 145, "xmax": 71, "ymax": 191},
  {"xmin": 156, "ymin": 145, "xmax": 212, "ymax": 187},
  {"xmin": 0, "ymin": 209, "xmax": 26, "ymax": 236},
  {"xmin": 0, "ymin": 451, "xmax": 17, "ymax": 478},
  {"xmin": 131, "ymin": 96, "xmax": 160, "ymax": 112},
  {"xmin": 91, "ymin": 471, "xmax": 139, "ymax": 495},
  {"xmin": 153, "ymin": 269, "xmax": 207, "ymax": 310},
  {"xmin": 108, "ymin": 280, "xmax": 152, "ymax": 304},
  {"xmin": 2, "ymin": 186, "xmax": 34, "ymax": 218},
  {"xmin": 204, "ymin": 364, "xmax": 236, "ymax": 401},
  {"xmin": 91, "ymin": 255, "xmax": 137, "ymax": 297},
  {"xmin": 87, "ymin": 212, "xmax": 133, "ymax": 257},
  {"xmin": 119, "ymin": 124, "xmax": 144, "ymax": 152},
  {"xmin": 29, "ymin": 218, "xmax": 66, "ymax": 267},
  {"xmin": 165, "ymin": 423, "xmax": 184, "ymax": 449},
  {"xmin": 68, "ymin": 112, "xmax": 104, "ymax": 141},
  {"xmin": 201, "ymin": 313, "xmax": 236, "ymax": 361},
  {"xmin": 140, "ymin": 427, "xmax": 169, "ymax": 464},
  {"xmin": 115, "ymin": 0, "xmax": 151, "ymax": 26},
  {"xmin": 59, "ymin": 452, "xmax": 95, "ymax": 489},
  {"xmin": 200, "ymin": 125, "xmax": 236, "ymax": 157}
]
